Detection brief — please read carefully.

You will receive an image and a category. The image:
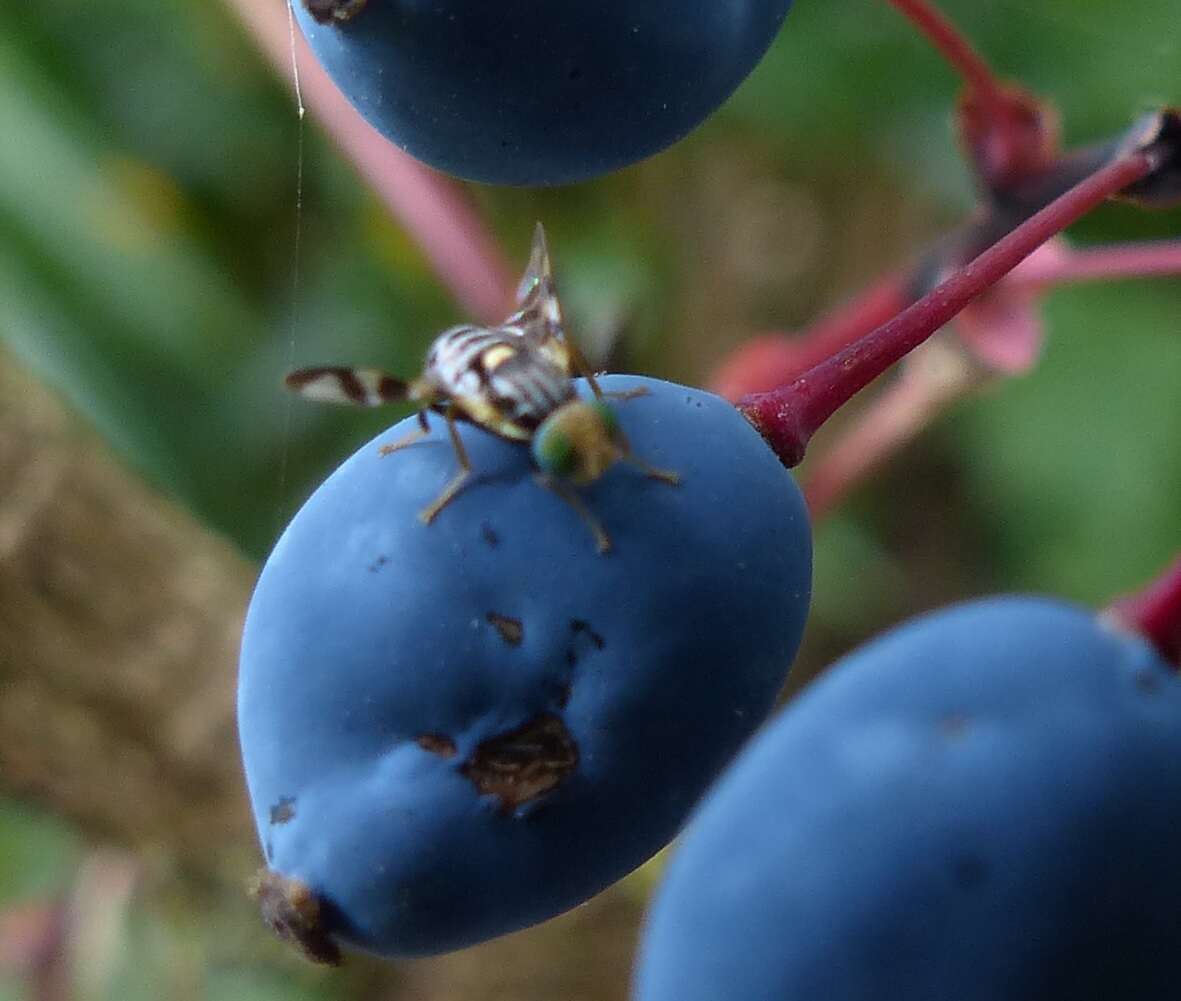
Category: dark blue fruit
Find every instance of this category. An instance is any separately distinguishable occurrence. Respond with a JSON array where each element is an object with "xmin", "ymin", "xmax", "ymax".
[
  {"xmin": 635, "ymin": 597, "xmax": 1181, "ymax": 1001},
  {"xmin": 295, "ymin": 1, "xmax": 794, "ymax": 185},
  {"xmin": 238, "ymin": 375, "xmax": 811, "ymax": 960}
]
